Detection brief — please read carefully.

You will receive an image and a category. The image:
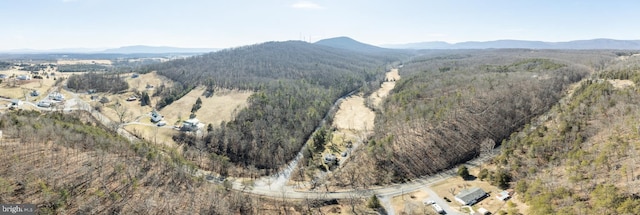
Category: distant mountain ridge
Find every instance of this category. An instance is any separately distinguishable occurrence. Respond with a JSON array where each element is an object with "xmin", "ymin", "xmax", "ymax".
[
  {"xmin": 101, "ymin": 45, "xmax": 218, "ymax": 54},
  {"xmin": 383, "ymin": 38, "xmax": 640, "ymax": 50},
  {"xmin": 1, "ymin": 45, "xmax": 218, "ymax": 54}
]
